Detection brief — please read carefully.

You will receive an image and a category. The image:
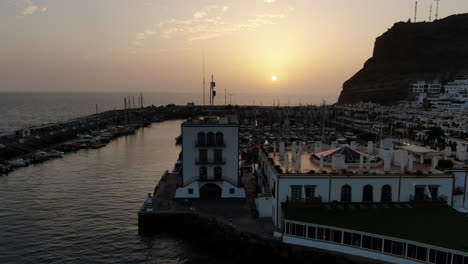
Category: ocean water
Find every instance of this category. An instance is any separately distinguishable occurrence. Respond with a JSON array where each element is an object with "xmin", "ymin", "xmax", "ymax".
[
  {"xmin": 0, "ymin": 92, "xmax": 330, "ymax": 133},
  {"xmin": 0, "ymin": 120, "xmax": 221, "ymax": 264}
]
